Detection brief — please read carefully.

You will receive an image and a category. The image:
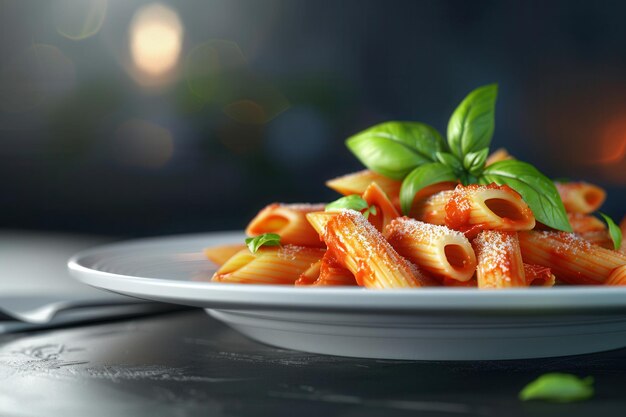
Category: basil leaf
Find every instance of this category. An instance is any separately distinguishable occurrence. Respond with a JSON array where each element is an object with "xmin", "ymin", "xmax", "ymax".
[
  {"xmin": 481, "ymin": 160, "xmax": 572, "ymax": 232},
  {"xmin": 326, "ymin": 195, "xmax": 370, "ymax": 212},
  {"xmin": 447, "ymin": 84, "xmax": 498, "ymax": 159},
  {"xmin": 519, "ymin": 373, "xmax": 594, "ymax": 402},
  {"xmin": 400, "ymin": 162, "xmax": 457, "ymax": 215},
  {"xmin": 364, "ymin": 205, "xmax": 377, "ymax": 219},
  {"xmin": 598, "ymin": 212, "xmax": 623, "ymax": 250},
  {"xmin": 463, "ymin": 147, "xmax": 489, "ymax": 176},
  {"xmin": 245, "ymin": 233, "xmax": 281, "ymax": 253},
  {"xmin": 346, "ymin": 121, "xmax": 446, "ymax": 180},
  {"xmin": 326, "ymin": 195, "xmax": 378, "ymax": 218},
  {"xmin": 435, "ymin": 151, "xmax": 463, "ymax": 173}
]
